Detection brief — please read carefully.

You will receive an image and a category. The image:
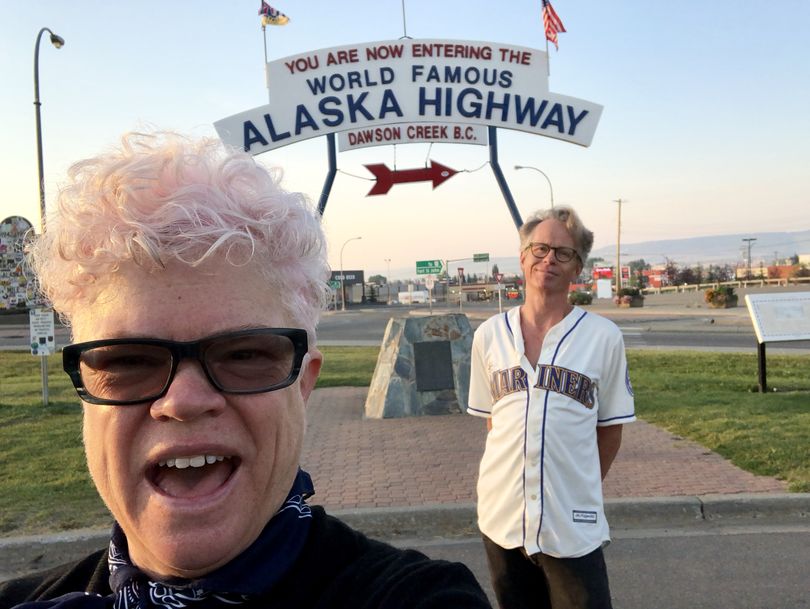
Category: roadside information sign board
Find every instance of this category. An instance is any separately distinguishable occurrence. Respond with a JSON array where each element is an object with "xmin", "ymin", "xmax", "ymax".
[
  {"xmin": 745, "ymin": 292, "xmax": 810, "ymax": 343},
  {"xmin": 29, "ymin": 308, "xmax": 55, "ymax": 356},
  {"xmin": 745, "ymin": 292, "xmax": 810, "ymax": 392}
]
